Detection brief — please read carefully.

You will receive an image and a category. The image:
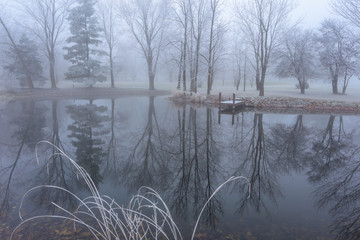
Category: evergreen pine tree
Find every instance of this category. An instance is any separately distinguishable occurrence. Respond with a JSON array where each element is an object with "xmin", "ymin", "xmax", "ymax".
[
  {"xmin": 64, "ymin": 0, "xmax": 106, "ymax": 86},
  {"xmin": 4, "ymin": 34, "xmax": 45, "ymax": 87}
]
